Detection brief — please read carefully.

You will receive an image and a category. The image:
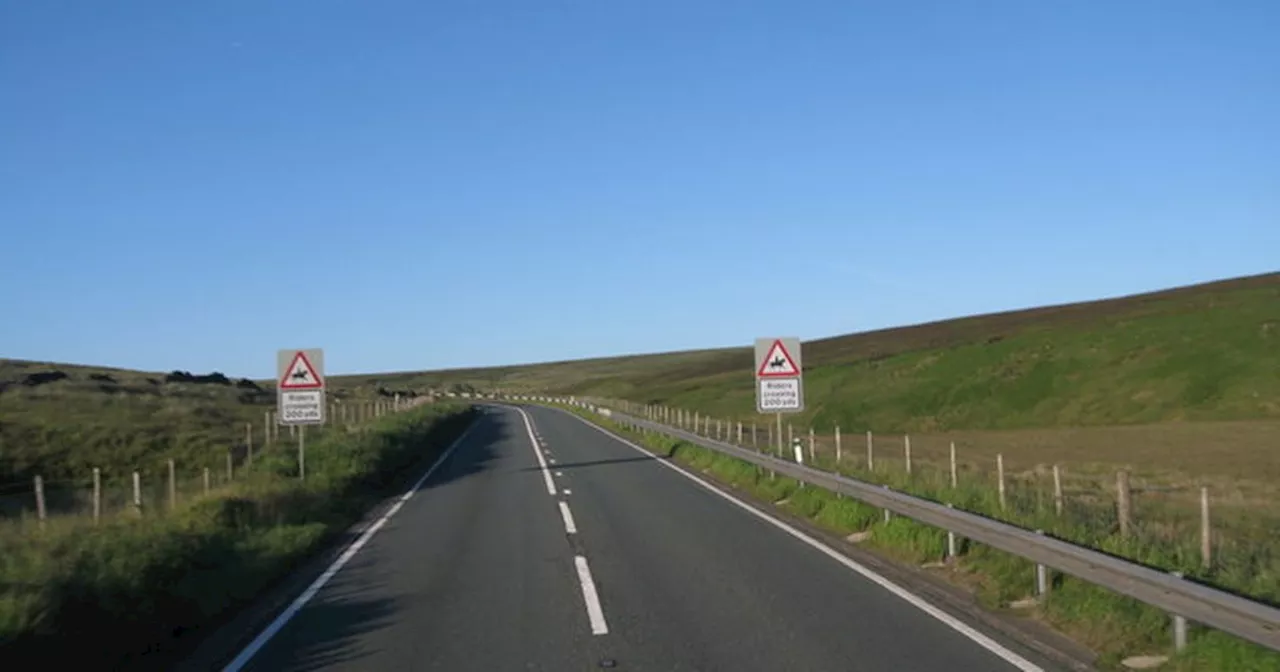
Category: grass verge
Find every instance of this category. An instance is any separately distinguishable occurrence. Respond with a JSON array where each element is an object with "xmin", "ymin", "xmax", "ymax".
[
  {"xmin": 0, "ymin": 402, "xmax": 476, "ymax": 667},
  {"xmin": 559, "ymin": 405, "xmax": 1280, "ymax": 672}
]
